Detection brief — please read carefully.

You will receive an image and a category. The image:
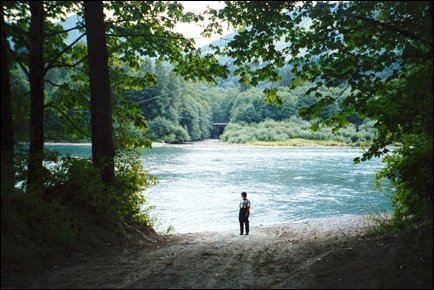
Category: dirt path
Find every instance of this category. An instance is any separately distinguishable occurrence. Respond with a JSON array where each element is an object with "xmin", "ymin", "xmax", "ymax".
[{"xmin": 21, "ymin": 216, "xmax": 433, "ymax": 289}]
